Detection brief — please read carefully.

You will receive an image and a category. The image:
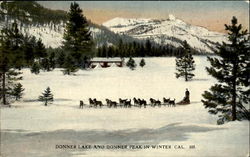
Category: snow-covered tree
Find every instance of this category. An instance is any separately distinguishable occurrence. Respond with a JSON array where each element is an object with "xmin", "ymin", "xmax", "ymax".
[
  {"xmin": 175, "ymin": 41, "xmax": 195, "ymax": 81},
  {"xmin": 202, "ymin": 17, "xmax": 250, "ymax": 124},
  {"xmin": 38, "ymin": 87, "xmax": 53, "ymax": 106},
  {"xmin": 126, "ymin": 57, "xmax": 137, "ymax": 70},
  {"xmin": 11, "ymin": 83, "xmax": 24, "ymax": 100},
  {"xmin": 139, "ymin": 58, "xmax": 146, "ymax": 68}
]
